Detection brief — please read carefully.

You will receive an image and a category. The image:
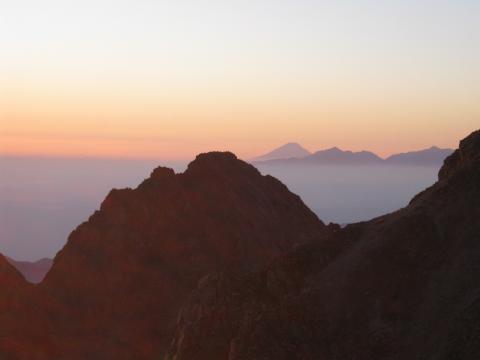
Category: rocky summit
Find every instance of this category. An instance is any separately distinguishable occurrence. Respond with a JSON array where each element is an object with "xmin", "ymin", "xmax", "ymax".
[
  {"xmin": 0, "ymin": 151, "xmax": 326, "ymax": 359},
  {"xmin": 166, "ymin": 129, "xmax": 480, "ymax": 360}
]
